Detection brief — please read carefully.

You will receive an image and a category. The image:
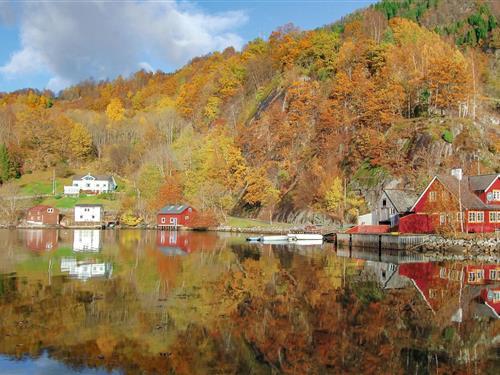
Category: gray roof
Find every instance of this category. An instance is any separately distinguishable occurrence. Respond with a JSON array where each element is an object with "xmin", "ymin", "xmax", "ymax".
[
  {"xmin": 384, "ymin": 189, "xmax": 419, "ymax": 213},
  {"xmin": 159, "ymin": 204, "xmax": 191, "ymax": 214},
  {"xmin": 468, "ymin": 174, "xmax": 499, "ymax": 192},
  {"xmin": 436, "ymin": 174, "xmax": 492, "ymax": 210},
  {"xmin": 74, "ymin": 173, "xmax": 114, "ymax": 182}
]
